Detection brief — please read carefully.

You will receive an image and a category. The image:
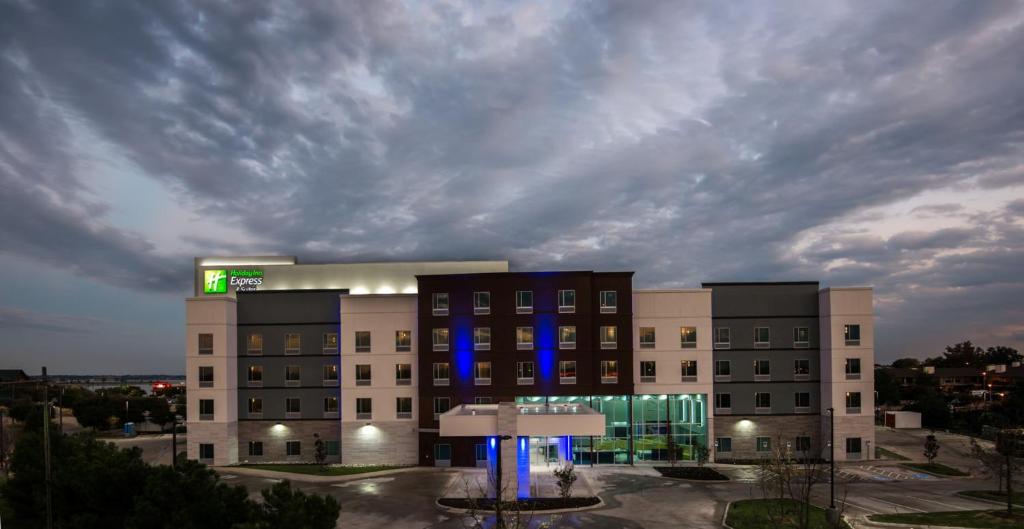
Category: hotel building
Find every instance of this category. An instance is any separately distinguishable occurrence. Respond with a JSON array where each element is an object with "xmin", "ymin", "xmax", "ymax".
[{"xmin": 186, "ymin": 256, "xmax": 874, "ymax": 478}]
